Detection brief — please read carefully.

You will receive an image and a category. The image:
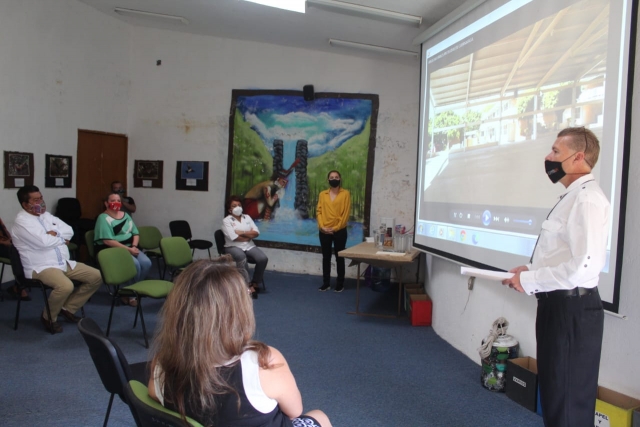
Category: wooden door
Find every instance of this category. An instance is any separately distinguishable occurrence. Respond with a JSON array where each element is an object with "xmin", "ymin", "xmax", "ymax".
[{"xmin": 77, "ymin": 129, "xmax": 128, "ymax": 220}]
